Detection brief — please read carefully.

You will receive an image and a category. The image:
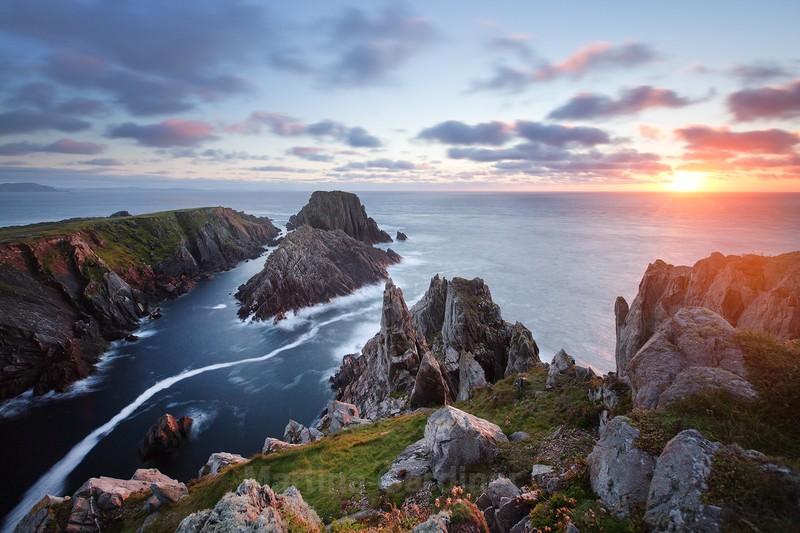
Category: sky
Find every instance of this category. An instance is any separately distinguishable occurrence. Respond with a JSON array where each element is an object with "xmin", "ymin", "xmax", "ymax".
[{"xmin": 0, "ymin": 0, "xmax": 798, "ymax": 192}]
